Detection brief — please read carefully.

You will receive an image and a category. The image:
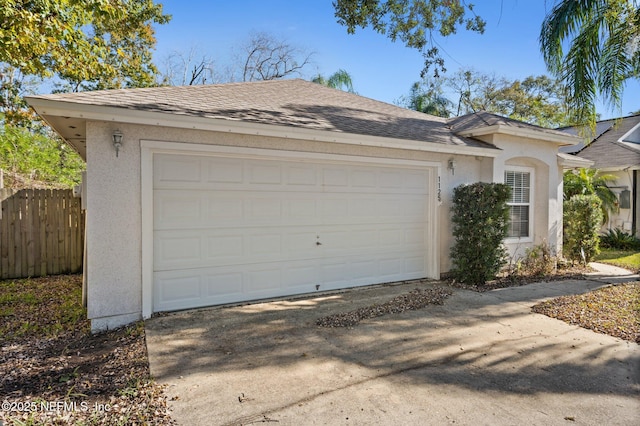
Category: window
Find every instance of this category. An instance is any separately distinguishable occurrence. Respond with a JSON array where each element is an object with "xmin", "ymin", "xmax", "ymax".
[{"xmin": 505, "ymin": 169, "xmax": 531, "ymax": 238}]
